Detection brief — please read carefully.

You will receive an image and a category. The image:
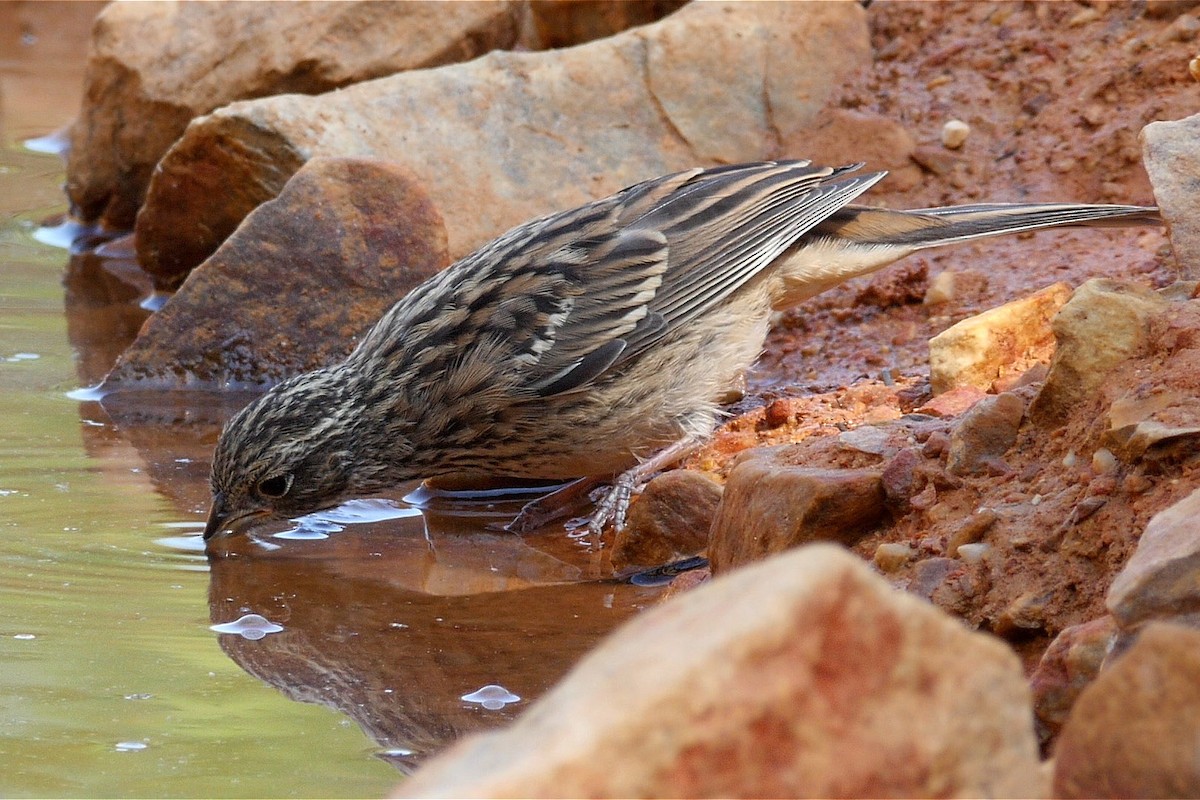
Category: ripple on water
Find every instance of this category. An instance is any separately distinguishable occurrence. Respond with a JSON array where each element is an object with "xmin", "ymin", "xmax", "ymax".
[
  {"xmin": 274, "ymin": 498, "xmax": 420, "ymax": 540},
  {"xmin": 210, "ymin": 613, "xmax": 284, "ymax": 641},
  {"xmin": 460, "ymin": 684, "xmax": 521, "ymax": 711}
]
